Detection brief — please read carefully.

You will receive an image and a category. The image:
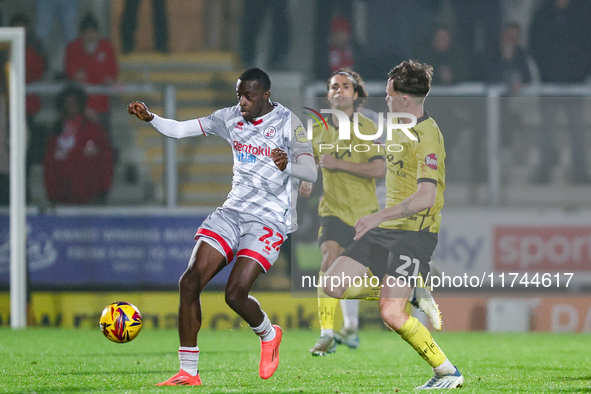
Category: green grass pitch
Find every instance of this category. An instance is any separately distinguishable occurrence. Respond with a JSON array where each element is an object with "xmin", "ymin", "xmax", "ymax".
[{"xmin": 1, "ymin": 328, "xmax": 590, "ymax": 393}]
